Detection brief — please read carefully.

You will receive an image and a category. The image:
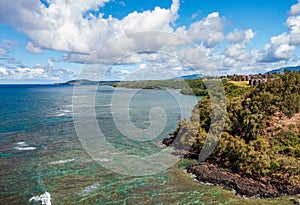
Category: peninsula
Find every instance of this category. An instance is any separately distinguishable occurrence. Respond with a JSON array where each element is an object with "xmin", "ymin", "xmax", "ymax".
[{"xmin": 164, "ymin": 70, "xmax": 300, "ymax": 198}]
